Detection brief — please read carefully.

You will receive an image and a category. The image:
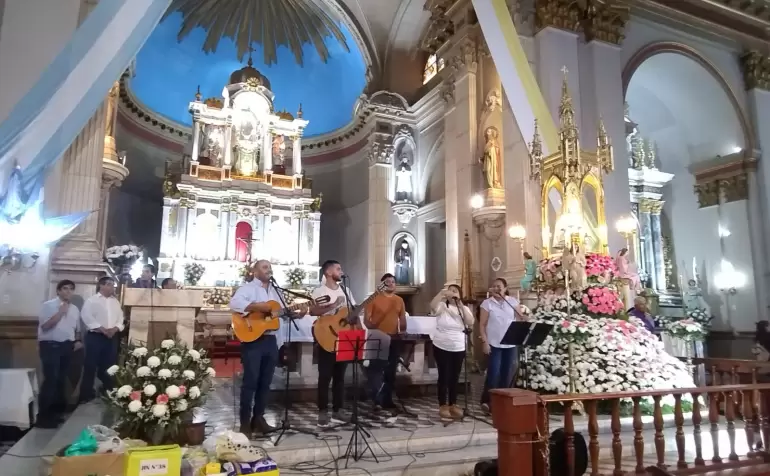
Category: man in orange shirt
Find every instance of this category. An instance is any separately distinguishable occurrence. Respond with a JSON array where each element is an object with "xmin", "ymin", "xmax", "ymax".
[{"xmin": 364, "ymin": 273, "xmax": 406, "ymax": 411}]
